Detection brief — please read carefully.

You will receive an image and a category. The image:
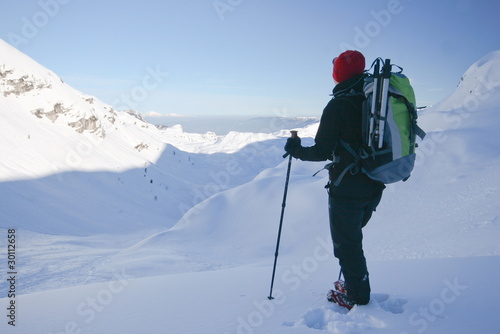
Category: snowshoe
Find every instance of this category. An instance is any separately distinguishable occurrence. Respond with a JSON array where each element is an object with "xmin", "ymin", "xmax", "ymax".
[
  {"xmin": 327, "ymin": 290, "xmax": 354, "ymax": 310},
  {"xmin": 327, "ymin": 280, "xmax": 353, "ymax": 310}
]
